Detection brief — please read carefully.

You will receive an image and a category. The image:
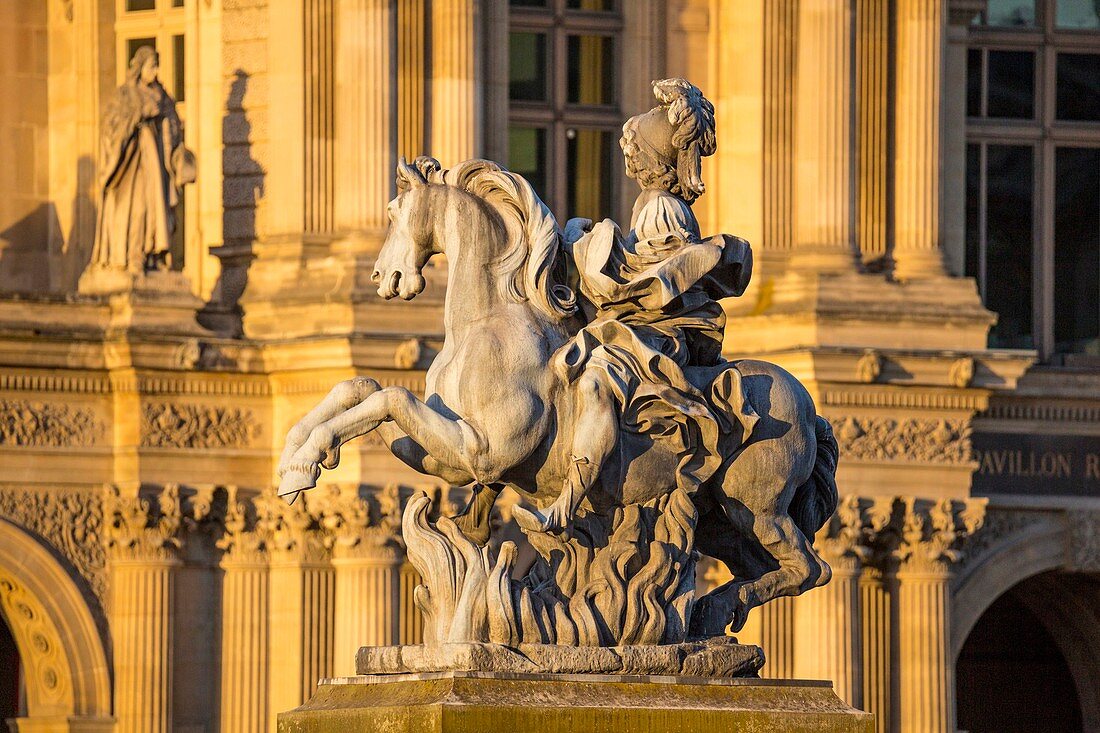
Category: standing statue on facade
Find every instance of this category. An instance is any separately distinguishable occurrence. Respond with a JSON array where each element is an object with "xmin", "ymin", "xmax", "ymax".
[
  {"xmin": 277, "ymin": 79, "xmax": 839, "ymax": 659},
  {"xmin": 80, "ymin": 46, "xmax": 195, "ymax": 294}
]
